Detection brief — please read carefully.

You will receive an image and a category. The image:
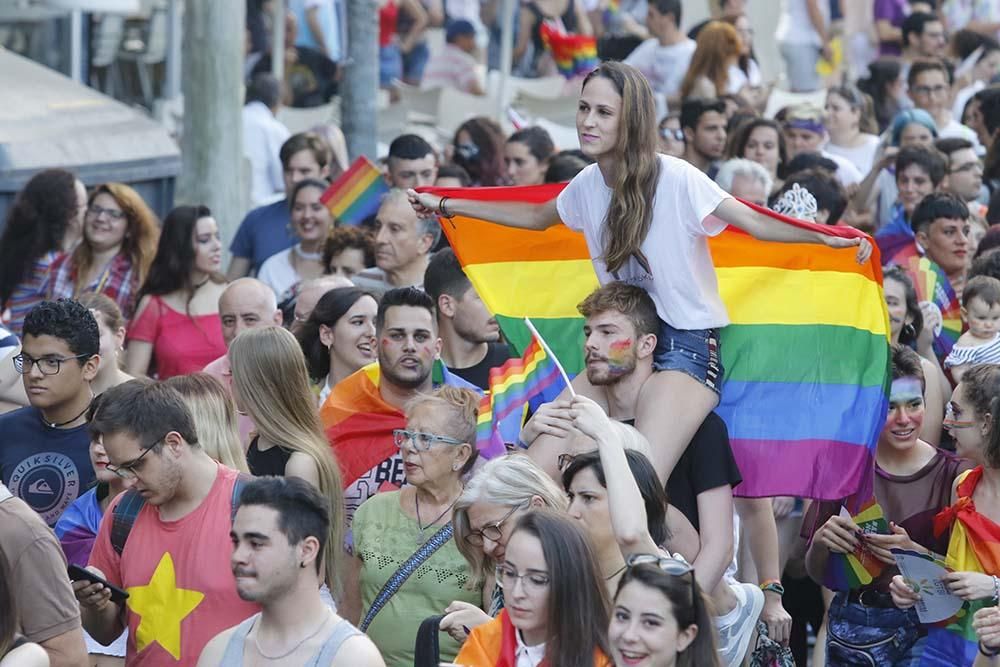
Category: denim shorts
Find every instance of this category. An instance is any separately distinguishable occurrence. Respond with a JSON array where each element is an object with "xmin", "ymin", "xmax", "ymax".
[
  {"xmin": 401, "ymin": 41, "xmax": 429, "ymax": 83},
  {"xmin": 652, "ymin": 319, "xmax": 723, "ymax": 396},
  {"xmin": 826, "ymin": 592, "xmax": 925, "ymax": 666},
  {"xmin": 379, "ymin": 43, "xmax": 402, "ymax": 87}
]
